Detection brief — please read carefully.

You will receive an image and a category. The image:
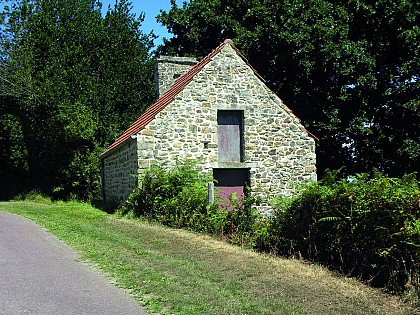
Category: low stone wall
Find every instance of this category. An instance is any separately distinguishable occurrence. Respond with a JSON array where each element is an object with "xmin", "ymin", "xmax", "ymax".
[{"xmin": 102, "ymin": 140, "xmax": 138, "ymax": 203}]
